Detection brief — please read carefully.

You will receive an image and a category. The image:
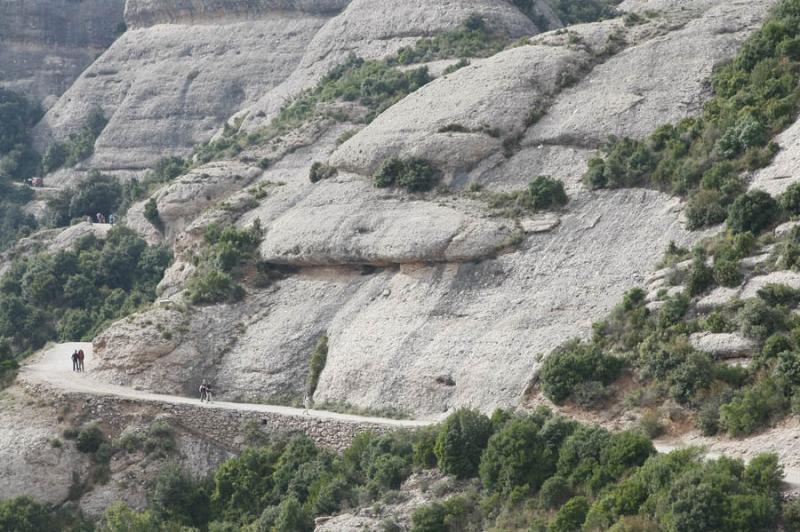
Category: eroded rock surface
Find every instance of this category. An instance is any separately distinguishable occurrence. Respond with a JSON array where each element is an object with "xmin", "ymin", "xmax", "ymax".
[{"xmin": 0, "ymin": 0, "xmax": 126, "ymax": 105}]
